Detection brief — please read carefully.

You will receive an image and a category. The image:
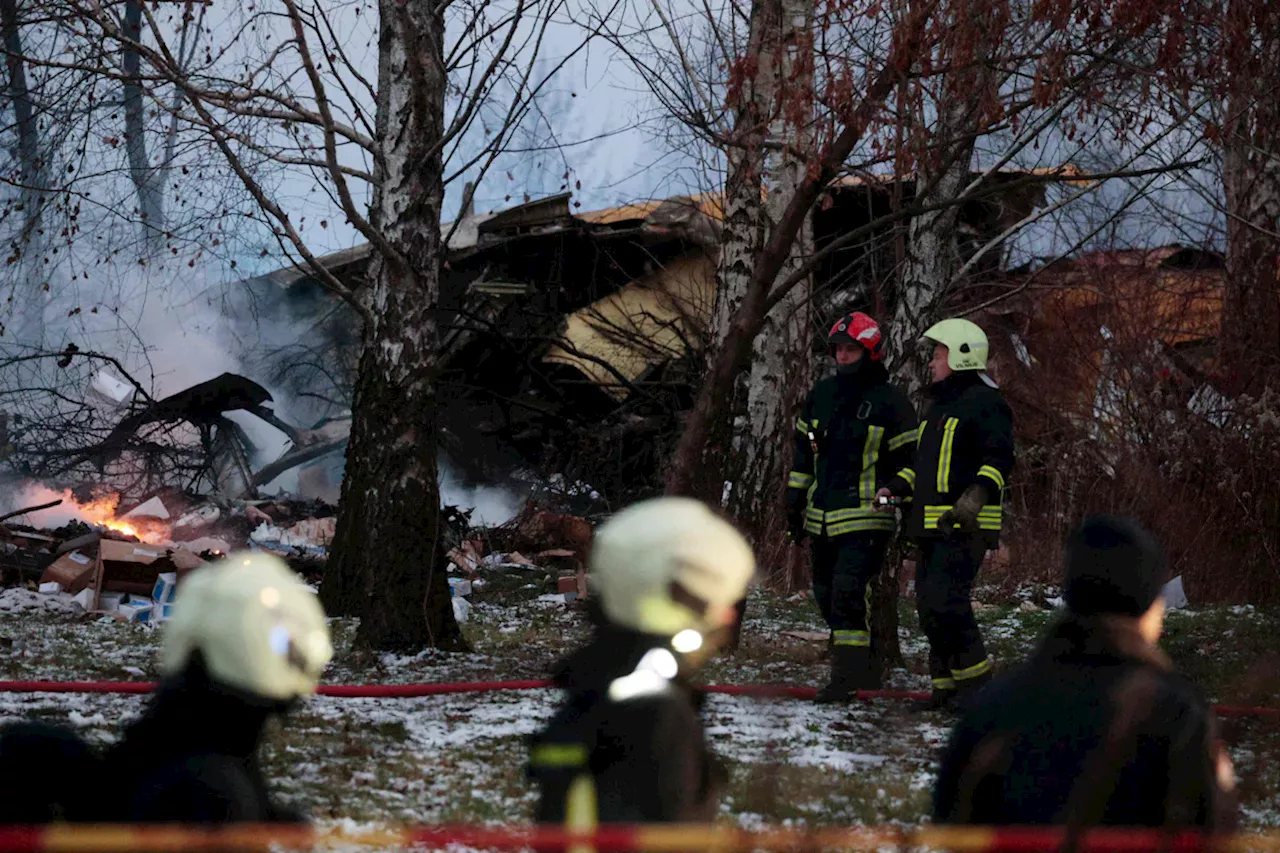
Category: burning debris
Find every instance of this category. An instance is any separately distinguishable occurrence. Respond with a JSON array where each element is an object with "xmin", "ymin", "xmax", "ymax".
[{"xmin": 0, "ymin": 476, "xmax": 336, "ymax": 601}]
